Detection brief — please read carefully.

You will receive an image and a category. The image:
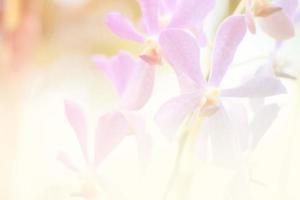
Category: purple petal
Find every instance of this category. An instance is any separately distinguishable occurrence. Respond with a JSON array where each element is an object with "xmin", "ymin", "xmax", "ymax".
[
  {"xmin": 221, "ymin": 75, "xmax": 286, "ymax": 98},
  {"xmin": 245, "ymin": 0, "xmax": 256, "ymax": 34},
  {"xmin": 64, "ymin": 100, "xmax": 89, "ymax": 162},
  {"xmin": 120, "ymin": 61, "xmax": 155, "ymax": 110},
  {"xmin": 155, "ymin": 93, "xmax": 202, "ymax": 139},
  {"xmin": 105, "ymin": 12, "xmax": 144, "ymax": 42},
  {"xmin": 209, "ymin": 16, "xmax": 247, "ymax": 86},
  {"xmin": 250, "ymin": 104, "xmax": 279, "ymax": 149},
  {"xmin": 296, "ymin": 11, "xmax": 300, "ymax": 23},
  {"xmin": 161, "ymin": 0, "xmax": 178, "ymax": 14},
  {"xmin": 275, "ymin": 0, "xmax": 298, "ymax": 18},
  {"xmin": 257, "ymin": 9, "xmax": 295, "ymax": 40},
  {"xmin": 138, "ymin": 0, "xmax": 160, "ymax": 34},
  {"xmin": 93, "ymin": 52, "xmax": 138, "ymax": 96},
  {"xmin": 94, "ymin": 112, "xmax": 130, "ymax": 166},
  {"xmin": 168, "ymin": 0, "xmax": 215, "ymax": 28},
  {"xmin": 159, "ymin": 29, "xmax": 205, "ymax": 88}
]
